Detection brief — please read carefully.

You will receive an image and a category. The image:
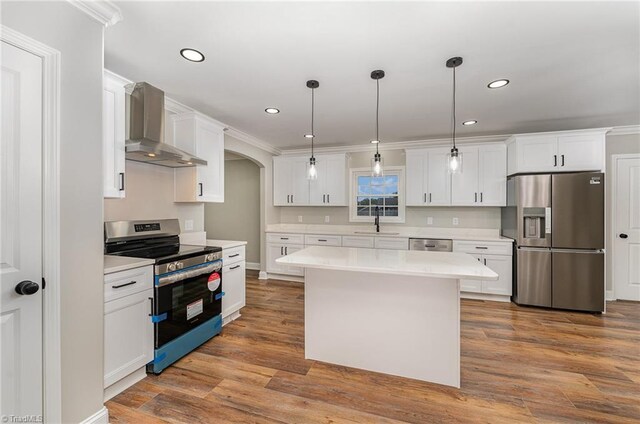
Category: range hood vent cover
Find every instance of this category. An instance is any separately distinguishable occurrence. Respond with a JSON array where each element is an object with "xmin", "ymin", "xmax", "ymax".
[{"xmin": 125, "ymin": 82, "xmax": 206, "ymax": 168}]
